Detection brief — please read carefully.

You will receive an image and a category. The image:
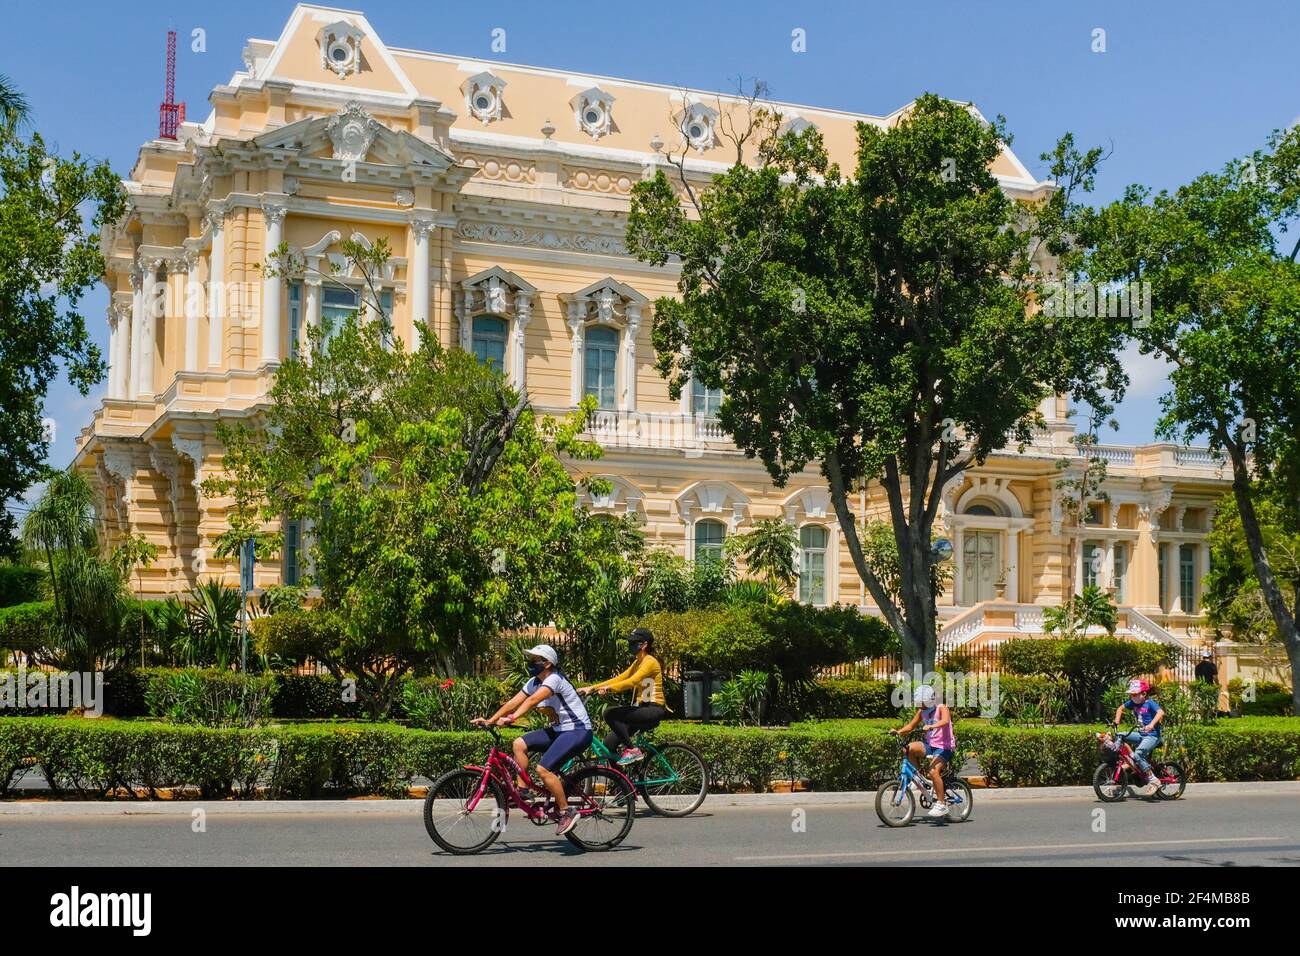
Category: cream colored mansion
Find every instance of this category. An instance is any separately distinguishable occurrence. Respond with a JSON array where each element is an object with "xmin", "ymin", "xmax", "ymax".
[{"xmin": 74, "ymin": 5, "xmax": 1281, "ymax": 677}]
